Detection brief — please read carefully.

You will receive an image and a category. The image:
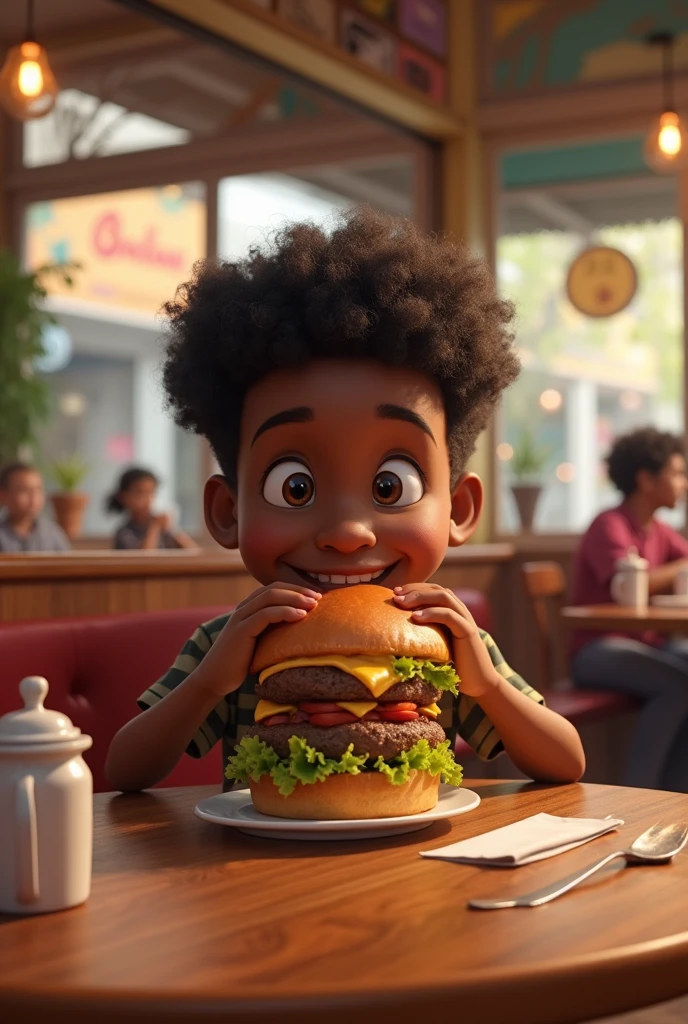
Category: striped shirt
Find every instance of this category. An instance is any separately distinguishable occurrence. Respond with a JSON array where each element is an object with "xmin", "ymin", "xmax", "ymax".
[{"xmin": 137, "ymin": 613, "xmax": 544, "ymax": 783}]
